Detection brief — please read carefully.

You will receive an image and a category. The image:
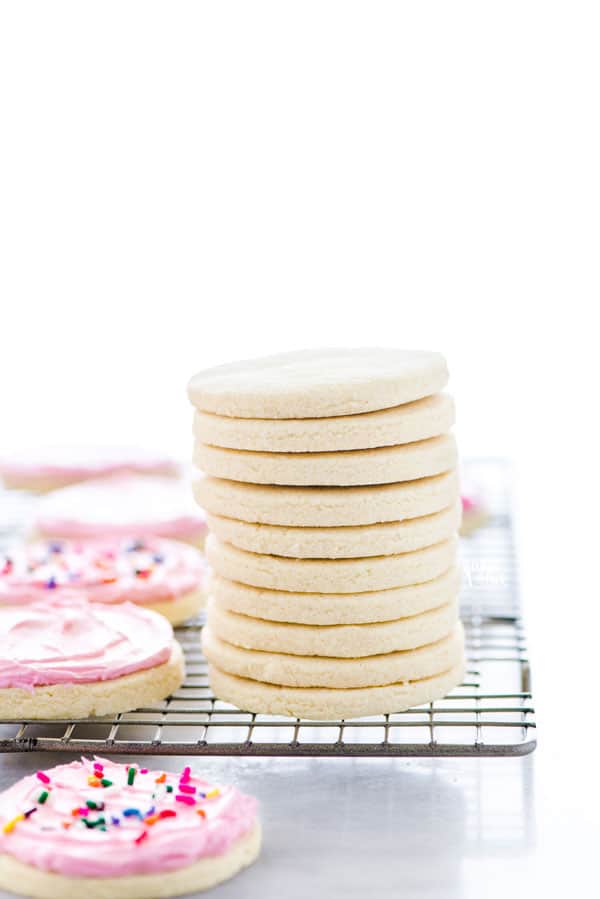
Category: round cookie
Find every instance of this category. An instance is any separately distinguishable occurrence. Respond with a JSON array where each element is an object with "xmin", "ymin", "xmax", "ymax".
[
  {"xmin": 207, "ymin": 659, "xmax": 465, "ymax": 719},
  {"xmin": 207, "ymin": 597, "xmax": 459, "ymax": 657},
  {"xmin": 194, "ymin": 469, "xmax": 459, "ymax": 527},
  {"xmin": 187, "ymin": 347, "xmax": 448, "ymax": 419},
  {"xmin": 0, "ymin": 537, "xmax": 207, "ymax": 626},
  {"xmin": 206, "ymin": 500, "xmax": 461, "ymax": 559},
  {"xmin": 194, "ymin": 393, "xmax": 455, "ymax": 453},
  {"xmin": 202, "ymin": 622, "xmax": 464, "ymax": 688},
  {"xmin": 208, "ymin": 566, "xmax": 462, "ymax": 625},
  {"xmin": 206, "ymin": 533, "xmax": 458, "ymax": 594},
  {"xmin": 0, "ymin": 600, "xmax": 184, "ymax": 719},
  {"xmin": 194, "ymin": 433, "xmax": 457, "ymax": 487},
  {"xmin": 35, "ymin": 475, "xmax": 207, "ymax": 548},
  {"xmin": 0, "ymin": 446, "xmax": 178, "ymax": 493},
  {"xmin": 460, "ymin": 492, "xmax": 489, "ymax": 536},
  {"xmin": 0, "ymin": 759, "xmax": 260, "ymax": 899}
]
